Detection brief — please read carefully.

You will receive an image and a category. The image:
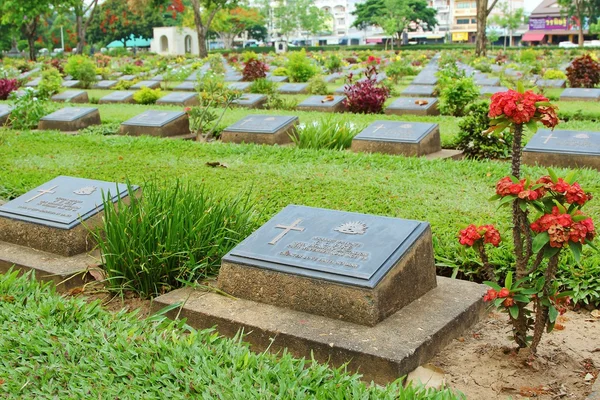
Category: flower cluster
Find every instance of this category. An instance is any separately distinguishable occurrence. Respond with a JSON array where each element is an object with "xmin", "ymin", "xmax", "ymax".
[
  {"xmin": 459, "ymin": 224, "xmax": 501, "ymax": 247},
  {"xmin": 366, "ymin": 55, "xmax": 381, "ymax": 65},
  {"xmin": 530, "ymin": 206, "xmax": 595, "ymax": 247},
  {"xmin": 496, "ymin": 175, "xmax": 592, "ymax": 205},
  {"xmin": 483, "ymin": 287, "xmax": 513, "ymax": 306},
  {"xmin": 489, "ymin": 89, "xmax": 559, "ymax": 128},
  {"xmin": 550, "ymin": 294, "xmax": 571, "ymax": 315}
]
